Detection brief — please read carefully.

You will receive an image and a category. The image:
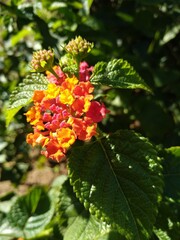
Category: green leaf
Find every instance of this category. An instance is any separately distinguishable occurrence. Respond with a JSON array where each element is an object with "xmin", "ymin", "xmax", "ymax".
[
  {"xmin": 153, "ymin": 147, "xmax": 180, "ymax": 240},
  {"xmin": 5, "ymin": 73, "xmax": 48, "ymax": 126},
  {"xmin": 0, "ymin": 220, "xmax": 20, "ymax": 239},
  {"xmin": 90, "ymin": 59, "xmax": 152, "ymax": 93},
  {"xmin": 0, "ymin": 186, "xmax": 54, "ymax": 239},
  {"xmin": 0, "ymin": 211, "xmax": 18, "ymax": 240},
  {"xmin": 68, "ymin": 130, "xmax": 163, "ymax": 240},
  {"xmin": 59, "ymin": 180, "xmax": 125, "ymax": 240},
  {"xmin": 81, "ymin": 0, "xmax": 94, "ymax": 15},
  {"xmin": 163, "ymin": 146, "xmax": 180, "ymax": 199},
  {"xmin": 153, "ymin": 196, "xmax": 180, "ymax": 240},
  {"xmin": 153, "ymin": 228, "xmax": 171, "ymax": 240},
  {"xmin": 11, "ymin": 27, "xmax": 34, "ymax": 46}
]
